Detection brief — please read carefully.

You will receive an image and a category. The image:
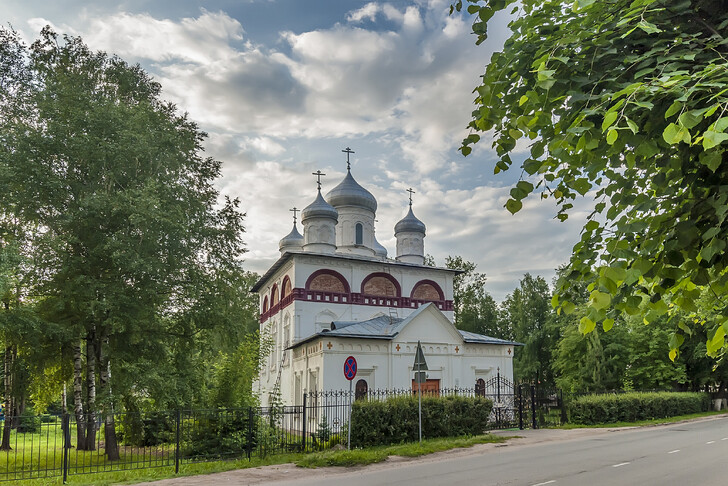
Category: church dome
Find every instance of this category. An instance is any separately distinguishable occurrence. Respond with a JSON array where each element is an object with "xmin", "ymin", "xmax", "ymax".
[
  {"xmin": 373, "ymin": 236, "xmax": 388, "ymax": 258},
  {"xmin": 395, "ymin": 207, "xmax": 426, "ymax": 235},
  {"xmin": 302, "ymin": 190, "xmax": 338, "ymax": 222},
  {"xmin": 279, "ymin": 223, "xmax": 304, "ymax": 252},
  {"xmin": 326, "ymin": 170, "xmax": 377, "ymax": 213}
]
